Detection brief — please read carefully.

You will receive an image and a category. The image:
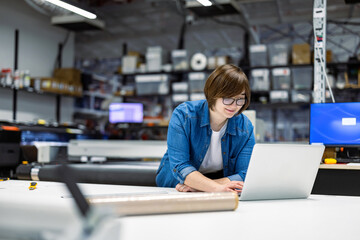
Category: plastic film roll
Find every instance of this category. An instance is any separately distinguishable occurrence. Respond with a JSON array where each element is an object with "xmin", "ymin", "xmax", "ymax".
[
  {"xmin": 88, "ymin": 192, "xmax": 238, "ymax": 216},
  {"xmin": 190, "ymin": 53, "xmax": 207, "ymax": 71}
]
